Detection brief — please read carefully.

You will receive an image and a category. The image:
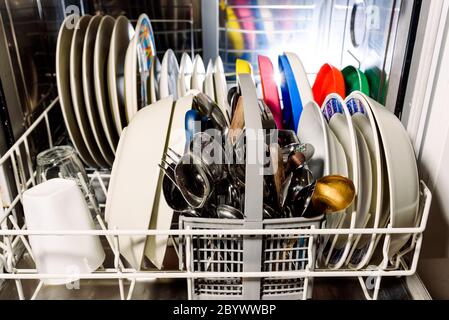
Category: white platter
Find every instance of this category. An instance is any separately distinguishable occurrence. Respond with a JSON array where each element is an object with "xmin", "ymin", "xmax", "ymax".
[
  {"xmin": 105, "ymin": 97, "xmax": 175, "ymax": 270},
  {"xmin": 94, "ymin": 15, "xmax": 118, "ymax": 153},
  {"xmin": 108, "ymin": 16, "xmax": 134, "ymax": 135},
  {"xmin": 56, "ymin": 14, "xmax": 97, "ymax": 168}
]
